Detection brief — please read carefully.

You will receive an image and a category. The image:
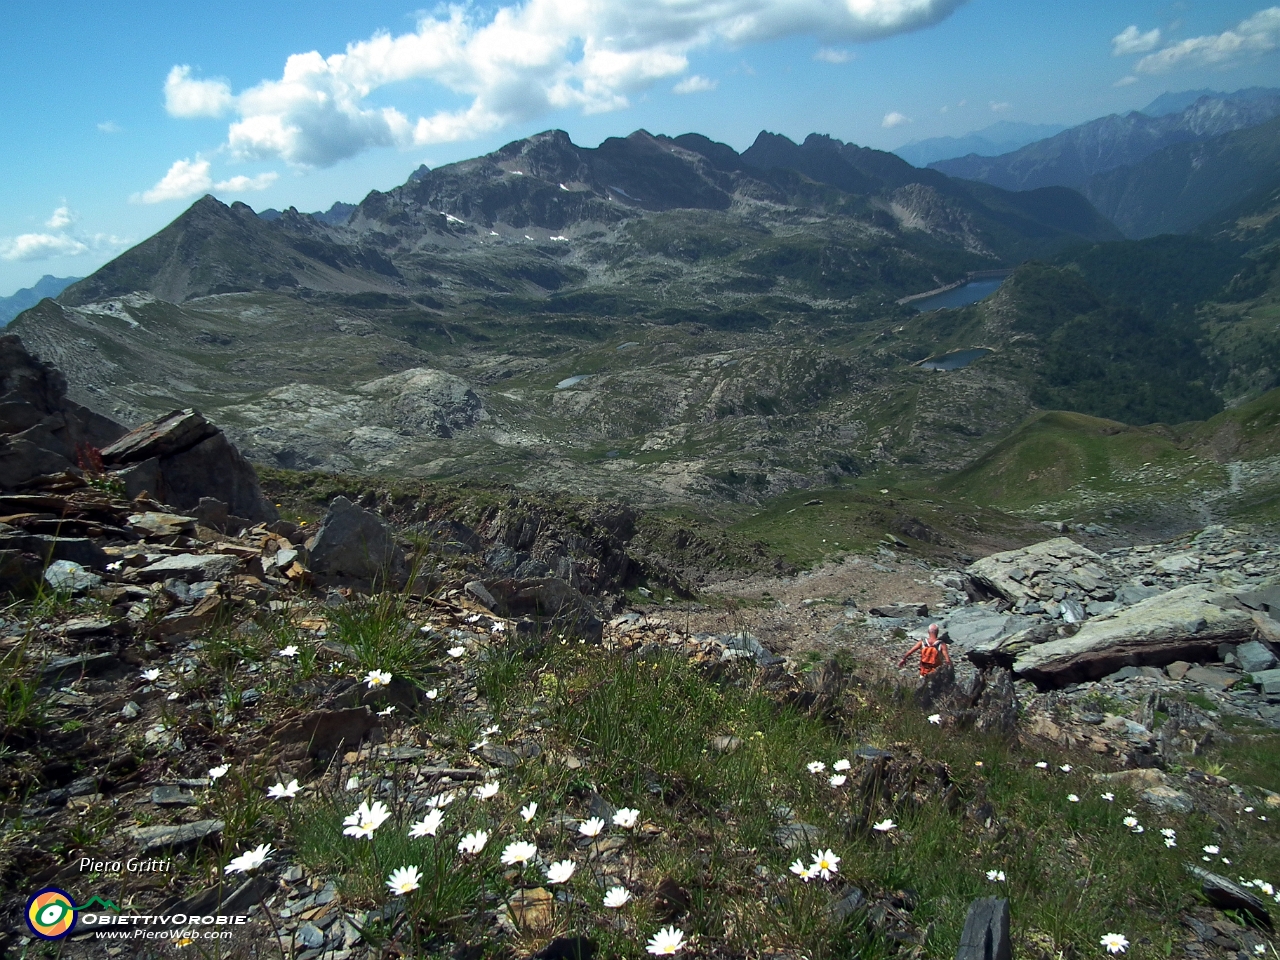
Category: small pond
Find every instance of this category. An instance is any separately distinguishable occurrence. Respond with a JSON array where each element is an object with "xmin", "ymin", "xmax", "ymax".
[
  {"xmin": 911, "ymin": 277, "xmax": 1006, "ymax": 312},
  {"xmin": 918, "ymin": 348, "xmax": 993, "ymax": 371}
]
